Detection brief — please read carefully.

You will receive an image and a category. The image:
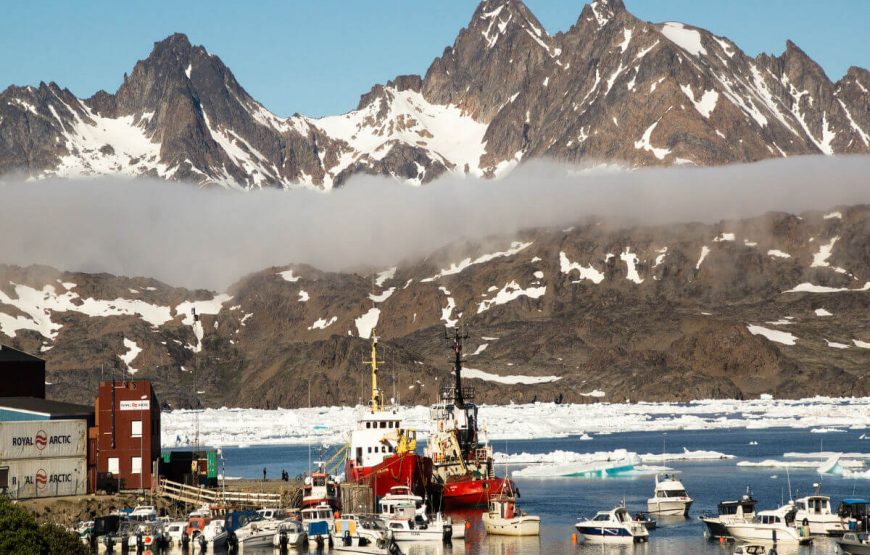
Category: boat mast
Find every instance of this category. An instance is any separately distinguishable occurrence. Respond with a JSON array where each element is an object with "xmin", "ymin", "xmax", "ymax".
[
  {"xmin": 365, "ymin": 329, "xmax": 384, "ymax": 413},
  {"xmin": 449, "ymin": 326, "xmax": 468, "ymax": 408}
]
